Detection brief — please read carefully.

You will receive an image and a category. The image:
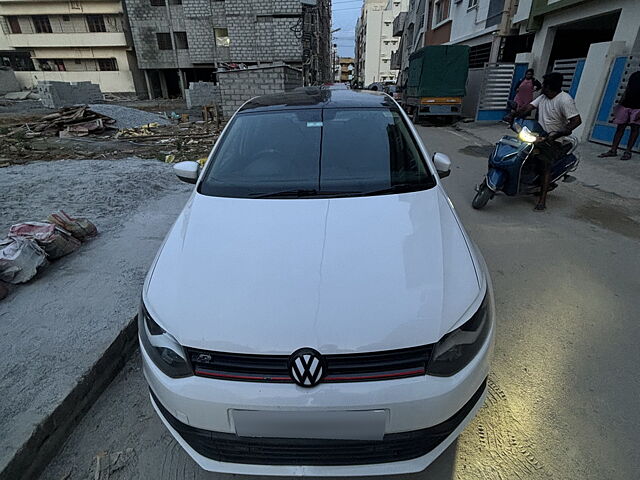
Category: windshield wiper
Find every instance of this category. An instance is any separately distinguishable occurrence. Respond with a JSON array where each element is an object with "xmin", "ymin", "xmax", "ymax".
[
  {"xmin": 360, "ymin": 183, "xmax": 424, "ymax": 196},
  {"xmin": 251, "ymin": 189, "xmax": 320, "ymax": 198},
  {"xmin": 251, "ymin": 189, "xmax": 361, "ymax": 199}
]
